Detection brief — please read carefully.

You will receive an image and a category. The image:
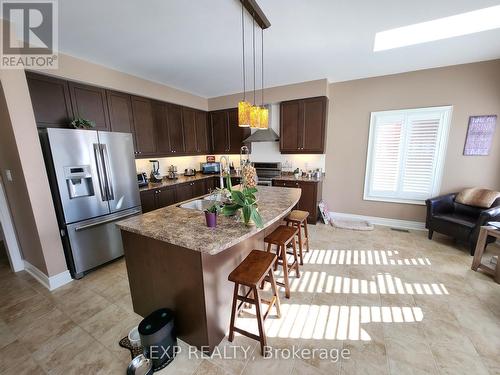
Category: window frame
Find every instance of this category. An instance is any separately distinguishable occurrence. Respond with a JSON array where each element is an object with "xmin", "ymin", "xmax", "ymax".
[{"xmin": 363, "ymin": 106, "xmax": 453, "ymax": 205}]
